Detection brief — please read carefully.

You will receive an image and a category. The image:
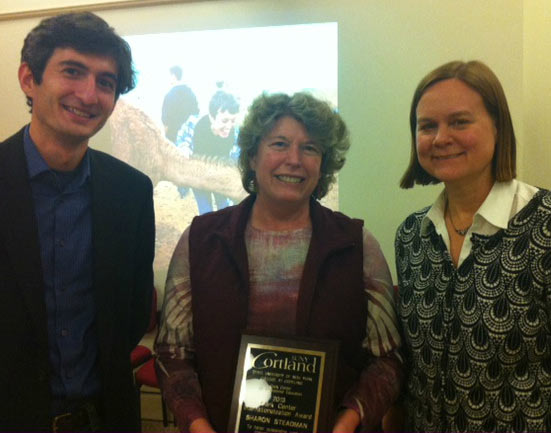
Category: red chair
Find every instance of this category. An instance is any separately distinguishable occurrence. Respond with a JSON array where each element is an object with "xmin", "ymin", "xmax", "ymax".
[
  {"xmin": 133, "ymin": 287, "xmax": 170, "ymax": 426},
  {"xmin": 130, "ymin": 287, "xmax": 158, "ymax": 369},
  {"xmin": 131, "ymin": 344, "xmax": 152, "ymax": 368},
  {"xmin": 135, "ymin": 358, "xmax": 169, "ymax": 426}
]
